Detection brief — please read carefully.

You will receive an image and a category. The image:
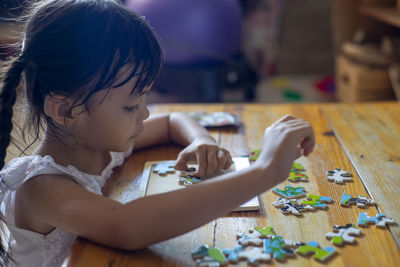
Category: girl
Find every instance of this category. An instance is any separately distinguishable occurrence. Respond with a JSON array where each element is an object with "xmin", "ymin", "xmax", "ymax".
[{"xmin": 0, "ymin": 0, "xmax": 315, "ymax": 266}]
